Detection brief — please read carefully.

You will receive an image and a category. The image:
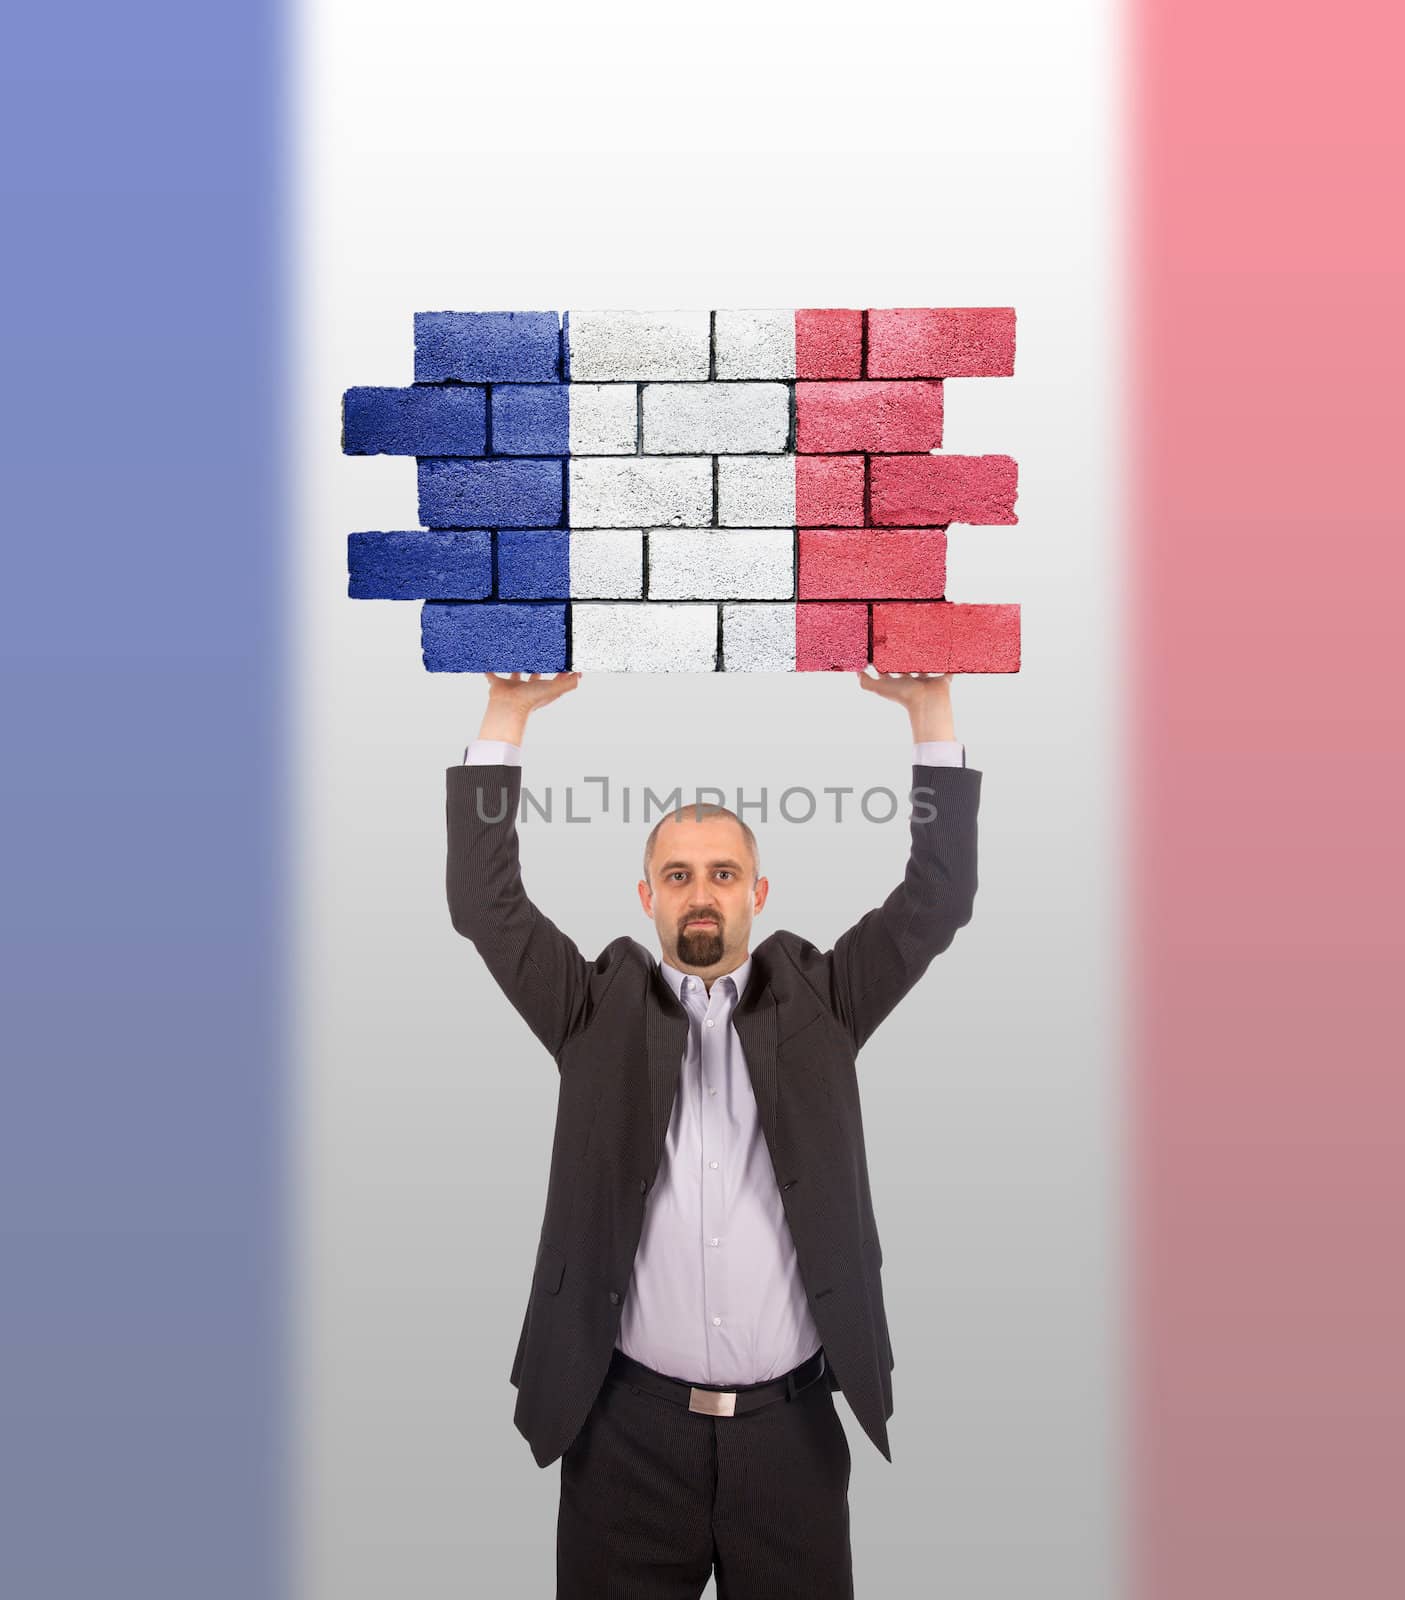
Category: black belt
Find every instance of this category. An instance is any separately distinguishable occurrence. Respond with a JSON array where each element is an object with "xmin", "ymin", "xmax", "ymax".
[{"xmin": 606, "ymin": 1345, "xmax": 828, "ymax": 1417}]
